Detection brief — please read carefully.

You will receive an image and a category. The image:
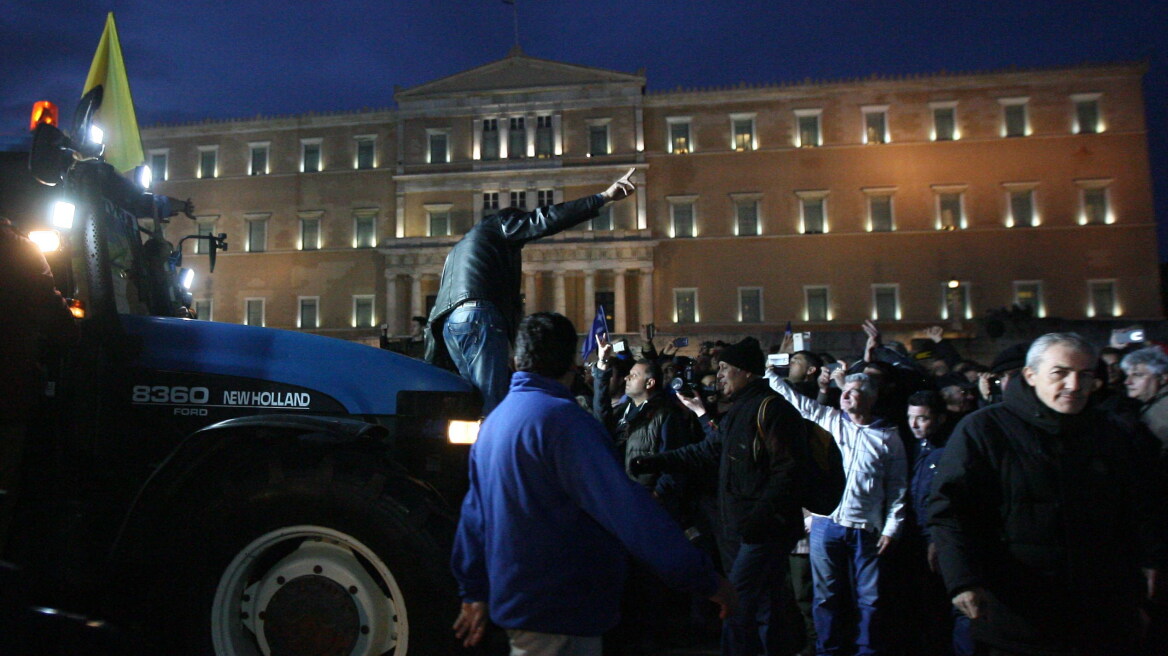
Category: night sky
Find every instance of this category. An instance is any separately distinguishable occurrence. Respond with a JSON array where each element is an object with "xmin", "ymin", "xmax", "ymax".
[{"xmin": 3, "ymin": 0, "xmax": 1166, "ymax": 257}]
